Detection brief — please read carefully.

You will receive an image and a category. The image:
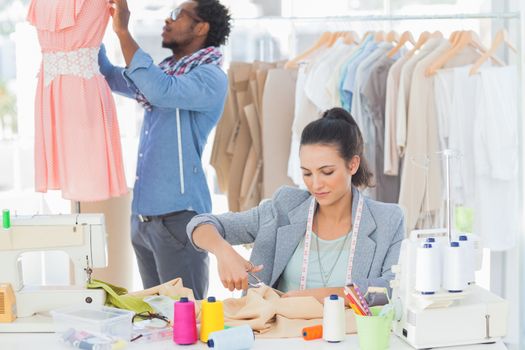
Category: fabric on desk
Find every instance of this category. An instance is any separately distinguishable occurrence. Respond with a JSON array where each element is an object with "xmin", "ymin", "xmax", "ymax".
[
  {"xmin": 223, "ymin": 286, "xmax": 357, "ymax": 338},
  {"xmin": 87, "ymin": 279, "xmax": 153, "ymax": 313}
]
